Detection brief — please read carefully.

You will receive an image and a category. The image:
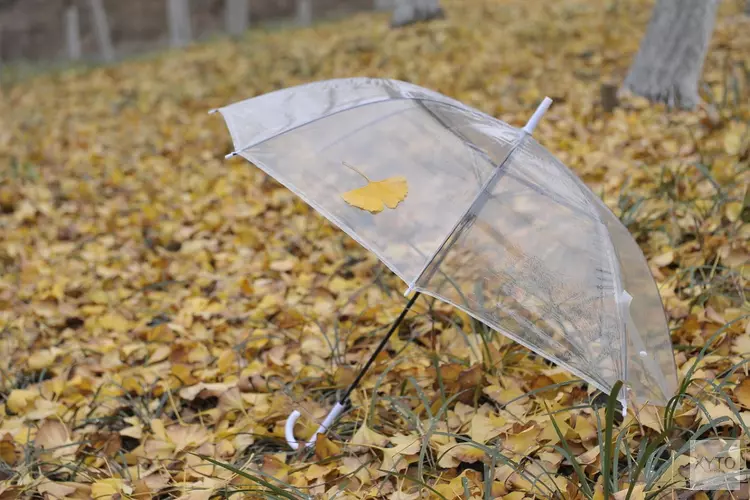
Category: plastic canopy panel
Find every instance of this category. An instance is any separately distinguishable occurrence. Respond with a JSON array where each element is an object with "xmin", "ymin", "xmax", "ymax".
[{"xmin": 214, "ymin": 77, "xmax": 678, "ymax": 408}]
